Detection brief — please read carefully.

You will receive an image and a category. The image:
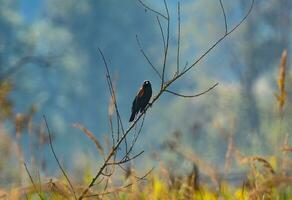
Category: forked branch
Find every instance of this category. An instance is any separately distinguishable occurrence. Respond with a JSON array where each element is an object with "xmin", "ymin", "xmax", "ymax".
[{"xmin": 78, "ymin": 0, "xmax": 254, "ymax": 199}]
